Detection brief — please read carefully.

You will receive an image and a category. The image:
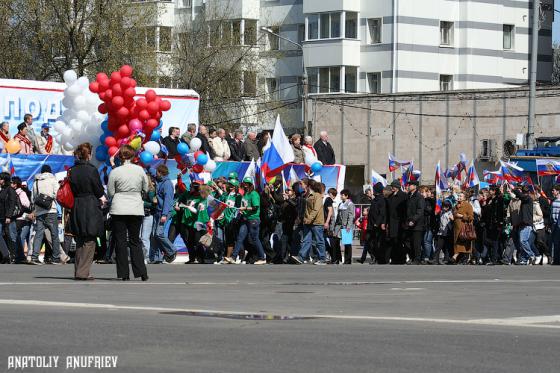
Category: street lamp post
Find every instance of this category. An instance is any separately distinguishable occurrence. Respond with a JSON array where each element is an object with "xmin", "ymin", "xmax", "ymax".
[{"xmin": 261, "ymin": 27, "xmax": 309, "ymax": 135}]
